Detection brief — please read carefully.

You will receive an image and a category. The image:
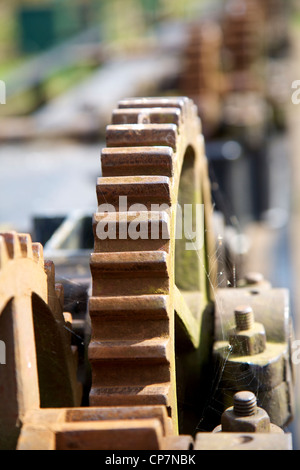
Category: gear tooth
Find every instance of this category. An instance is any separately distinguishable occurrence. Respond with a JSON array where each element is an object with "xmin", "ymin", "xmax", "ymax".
[
  {"xmin": 101, "ymin": 147, "xmax": 174, "ymax": 177},
  {"xmin": 44, "ymin": 260, "xmax": 55, "ymax": 282},
  {"xmin": 96, "ymin": 175, "xmax": 171, "ymax": 209},
  {"xmin": 89, "ymin": 338, "xmax": 170, "ymax": 363},
  {"xmin": 0, "ymin": 235, "xmax": 9, "ymax": 269},
  {"xmin": 112, "ymin": 107, "xmax": 181, "ymax": 127},
  {"xmin": 106, "ymin": 124, "xmax": 178, "ymax": 151},
  {"xmin": 0, "ymin": 232, "xmax": 22, "ymax": 259},
  {"xmin": 118, "ymin": 97, "xmax": 189, "ymax": 111},
  {"xmin": 32, "ymin": 242, "xmax": 44, "ymax": 267},
  {"xmin": 93, "ymin": 211, "xmax": 170, "ymax": 254},
  {"xmin": 55, "ymin": 283, "xmax": 64, "ymax": 307},
  {"xmin": 18, "ymin": 233, "xmax": 33, "ymax": 258},
  {"xmin": 0, "ymin": 234, "xmax": 82, "ymax": 415}
]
